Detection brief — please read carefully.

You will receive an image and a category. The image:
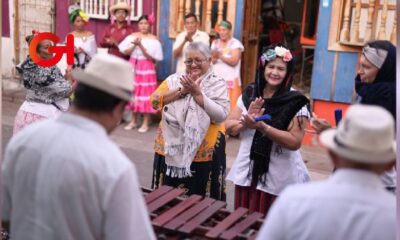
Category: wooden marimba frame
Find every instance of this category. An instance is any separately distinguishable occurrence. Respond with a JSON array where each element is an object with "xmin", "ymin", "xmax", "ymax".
[{"xmin": 143, "ymin": 186, "xmax": 264, "ymax": 239}]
